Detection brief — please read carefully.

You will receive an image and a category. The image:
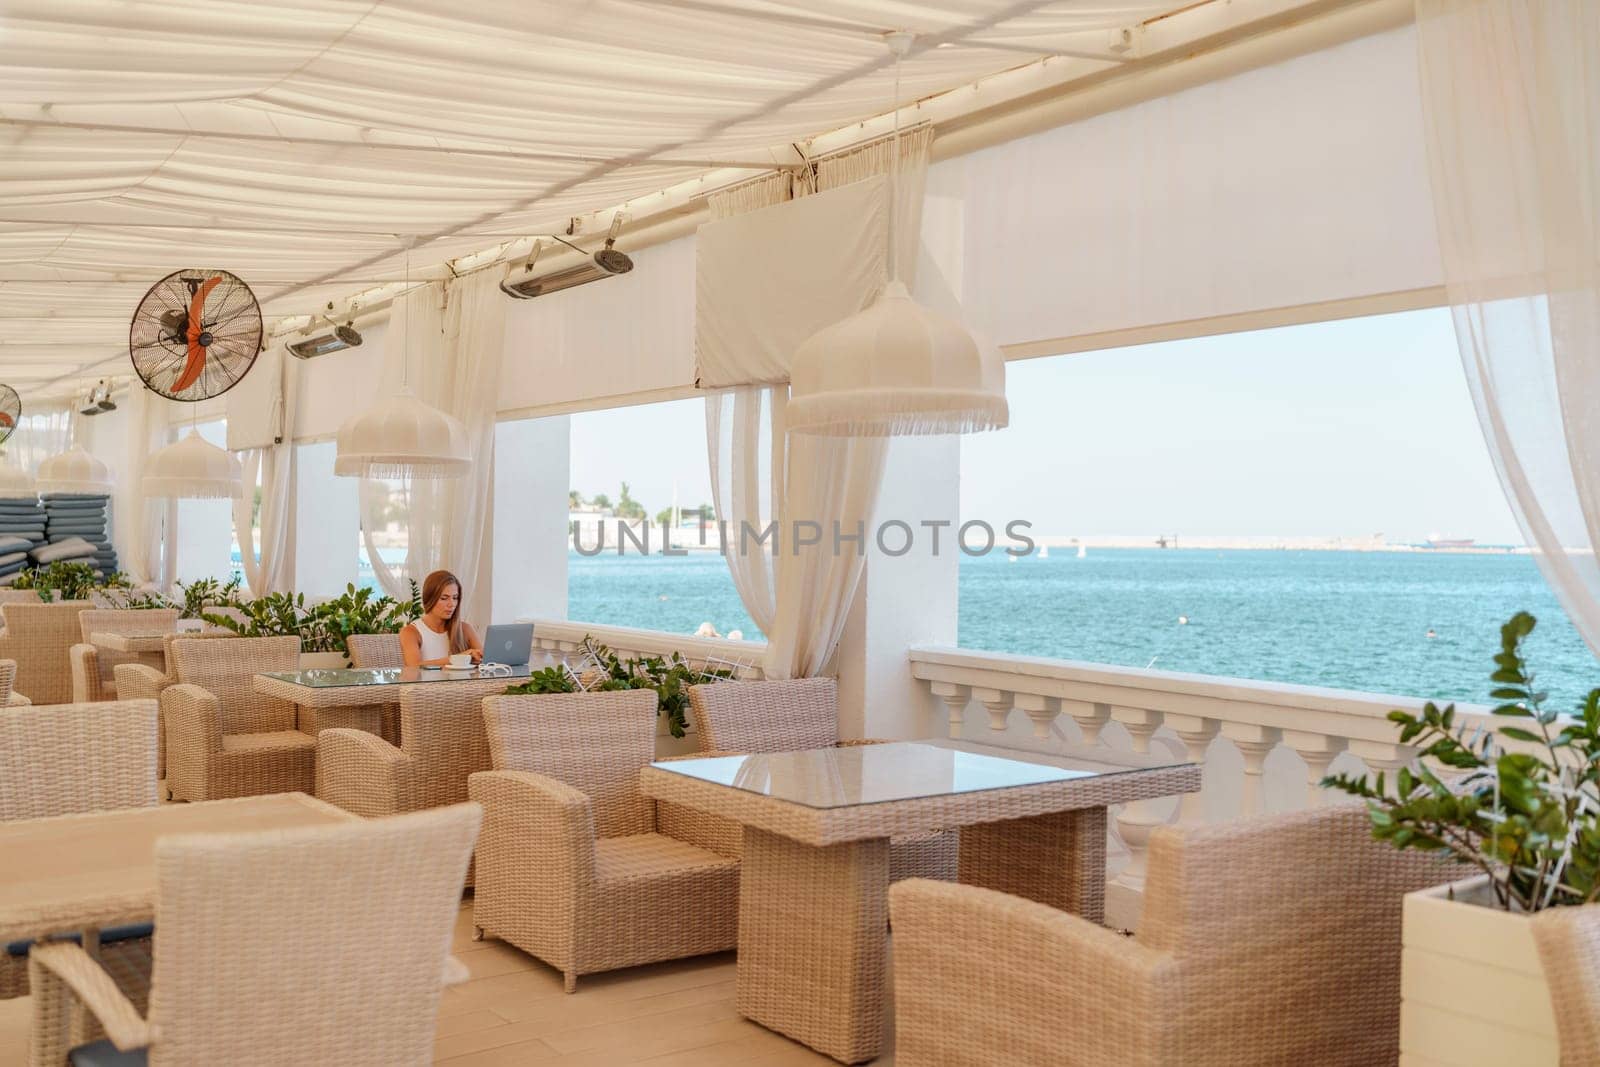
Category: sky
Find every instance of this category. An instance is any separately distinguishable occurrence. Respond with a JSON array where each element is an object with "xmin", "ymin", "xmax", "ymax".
[{"xmin": 568, "ymin": 307, "xmax": 1523, "ymax": 545}]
